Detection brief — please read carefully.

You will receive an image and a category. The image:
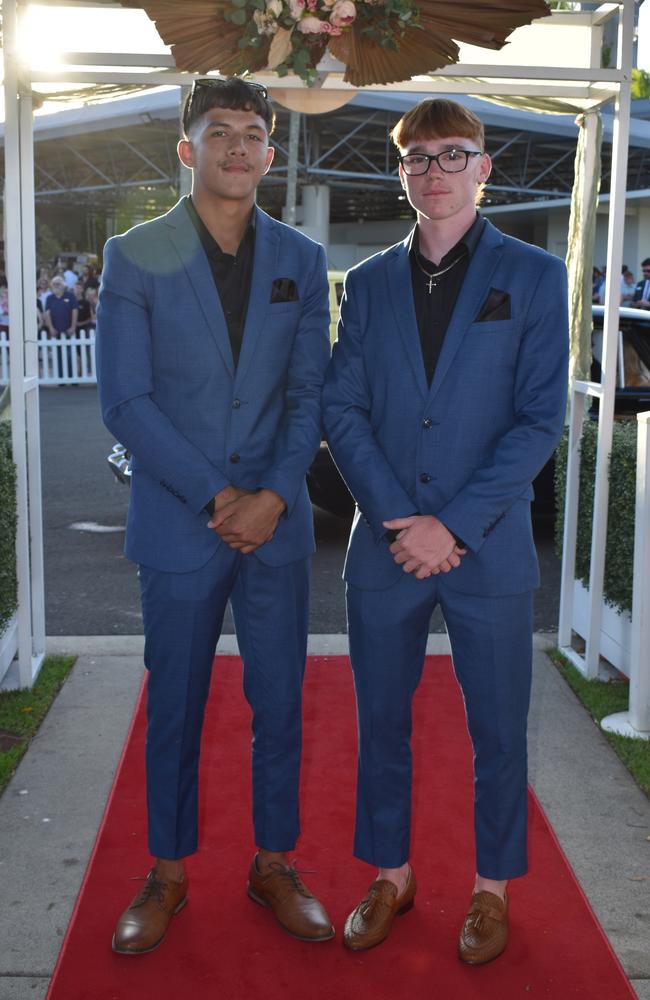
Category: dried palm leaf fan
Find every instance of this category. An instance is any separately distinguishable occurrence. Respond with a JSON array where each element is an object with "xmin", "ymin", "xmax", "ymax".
[
  {"xmin": 120, "ymin": 0, "xmax": 271, "ymax": 75},
  {"xmin": 329, "ymin": 0, "xmax": 550, "ymax": 87},
  {"xmin": 120, "ymin": 1, "xmax": 551, "ymax": 87}
]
